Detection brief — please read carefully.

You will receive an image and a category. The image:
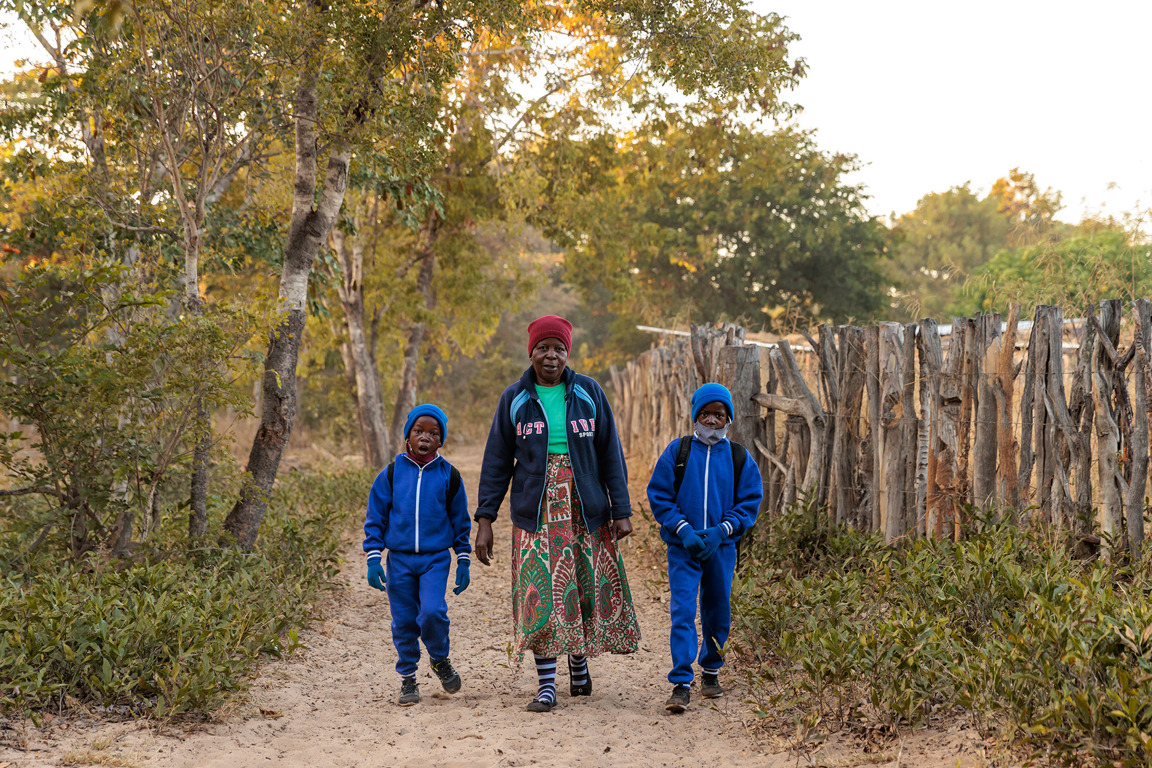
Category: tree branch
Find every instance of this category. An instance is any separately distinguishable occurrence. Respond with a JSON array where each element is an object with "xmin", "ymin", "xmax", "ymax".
[{"xmin": 0, "ymin": 486, "xmax": 60, "ymax": 498}]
